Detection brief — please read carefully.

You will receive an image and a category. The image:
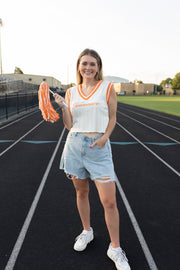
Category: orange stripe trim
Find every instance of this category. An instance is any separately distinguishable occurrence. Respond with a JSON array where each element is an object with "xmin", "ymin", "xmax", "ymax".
[
  {"xmin": 106, "ymin": 82, "xmax": 113, "ymax": 104},
  {"xmin": 106, "ymin": 83, "xmax": 111, "ymax": 102},
  {"xmin": 77, "ymin": 85, "xmax": 84, "ymax": 99},
  {"xmin": 77, "ymin": 80, "xmax": 103, "ymax": 100},
  {"xmin": 65, "ymin": 88, "xmax": 71, "ymax": 104}
]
